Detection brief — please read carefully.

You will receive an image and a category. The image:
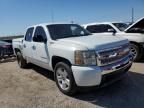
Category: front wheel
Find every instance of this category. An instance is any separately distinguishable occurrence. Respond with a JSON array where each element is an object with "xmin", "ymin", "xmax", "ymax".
[
  {"xmin": 130, "ymin": 43, "xmax": 142, "ymax": 62},
  {"xmin": 54, "ymin": 62, "xmax": 77, "ymax": 95}
]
